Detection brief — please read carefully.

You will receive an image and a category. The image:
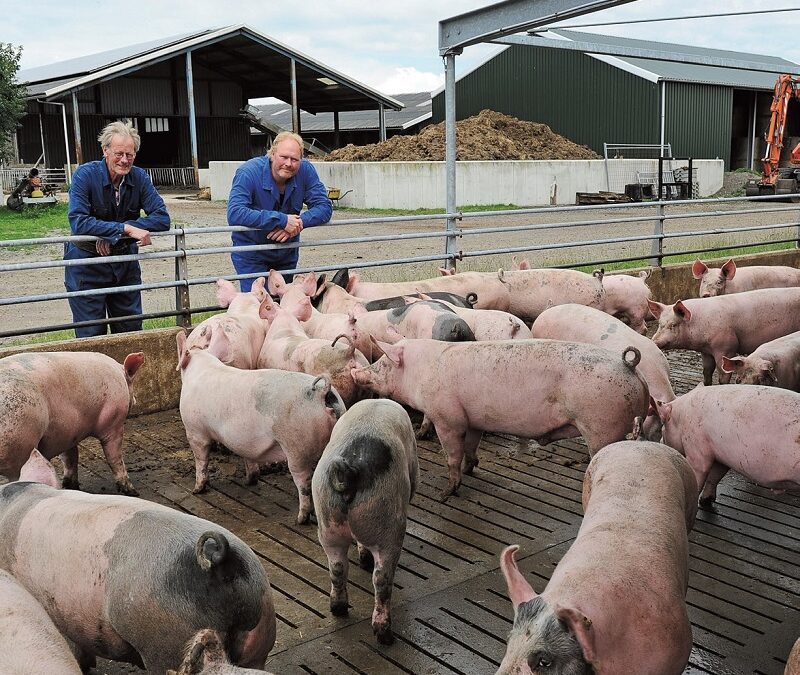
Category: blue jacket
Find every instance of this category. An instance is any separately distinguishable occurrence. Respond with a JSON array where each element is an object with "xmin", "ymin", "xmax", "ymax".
[
  {"xmin": 66, "ymin": 160, "xmax": 170, "ymax": 257},
  {"xmin": 227, "ymin": 155, "xmax": 331, "ymax": 270}
]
